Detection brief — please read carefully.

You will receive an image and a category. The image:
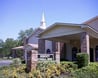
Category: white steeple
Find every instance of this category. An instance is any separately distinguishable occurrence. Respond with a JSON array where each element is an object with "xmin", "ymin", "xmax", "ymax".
[{"xmin": 39, "ymin": 12, "xmax": 46, "ymax": 29}]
